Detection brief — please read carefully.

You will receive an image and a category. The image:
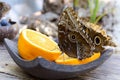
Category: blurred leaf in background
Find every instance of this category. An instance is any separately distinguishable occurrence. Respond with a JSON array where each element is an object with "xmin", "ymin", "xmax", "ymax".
[
  {"xmin": 88, "ymin": 0, "xmax": 99, "ymax": 23},
  {"xmin": 88, "ymin": 0, "xmax": 106, "ymax": 24}
]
